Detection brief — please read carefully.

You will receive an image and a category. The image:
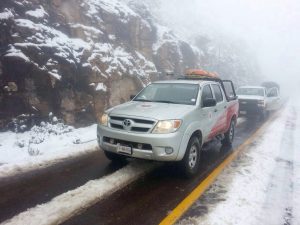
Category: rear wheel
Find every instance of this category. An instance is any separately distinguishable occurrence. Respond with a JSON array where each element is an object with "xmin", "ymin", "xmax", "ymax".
[
  {"xmin": 222, "ymin": 119, "xmax": 235, "ymax": 146},
  {"xmin": 103, "ymin": 150, "xmax": 126, "ymax": 162},
  {"xmin": 179, "ymin": 136, "xmax": 201, "ymax": 178}
]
